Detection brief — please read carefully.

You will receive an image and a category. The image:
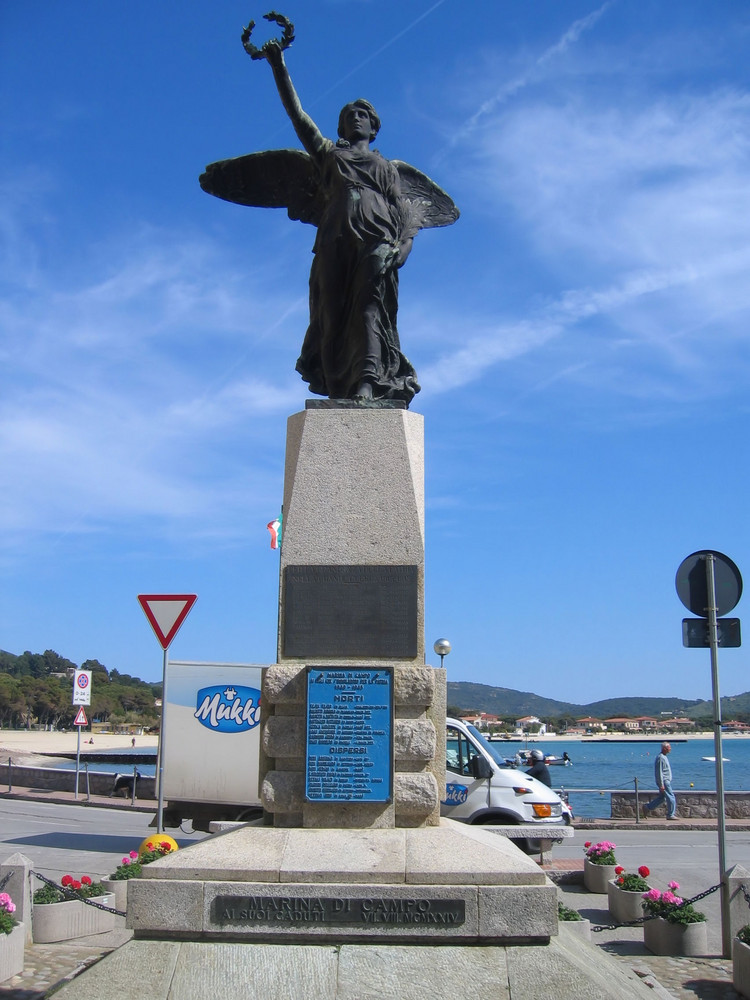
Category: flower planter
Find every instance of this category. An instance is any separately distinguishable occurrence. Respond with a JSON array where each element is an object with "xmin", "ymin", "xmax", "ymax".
[
  {"xmin": 101, "ymin": 879, "xmax": 128, "ymax": 913},
  {"xmin": 0, "ymin": 923, "xmax": 24, "ymax": 984},
  {"xmin": 733, "ymin": 937, "xmax": 750, "ymax": 998},
  {"xmin": 559, "ymin": 918, "xmax": 591, "ymax": 943},
  {"xmin": 643, "ymin": 915, "xmax": 708, "ymax": 956},
  {"xmin": 31, "ymin": 894, "xmax": 115, "ymax": 944},
  {"xmin": 584, "ymin": 859, "xmax": 618, "ymax": 893},
  {"xmin": 607, "ymin": 880, "xmax": 646, "ymax": 924}
]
